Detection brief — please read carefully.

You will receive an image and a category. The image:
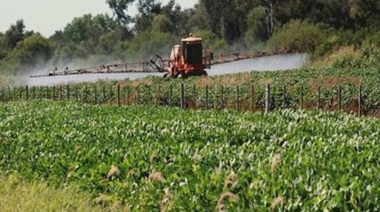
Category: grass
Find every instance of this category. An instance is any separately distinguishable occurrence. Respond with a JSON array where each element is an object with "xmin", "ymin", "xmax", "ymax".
[{"xmin": 0, "ymin": 173, "xmax": 119, "ymax": 212}]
